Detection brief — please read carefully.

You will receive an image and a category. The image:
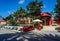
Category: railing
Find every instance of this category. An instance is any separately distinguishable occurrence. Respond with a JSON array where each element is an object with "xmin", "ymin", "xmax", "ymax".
[{"xmin": 4, "ymin": 24, "xmax": 31, "ymax": 30}]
